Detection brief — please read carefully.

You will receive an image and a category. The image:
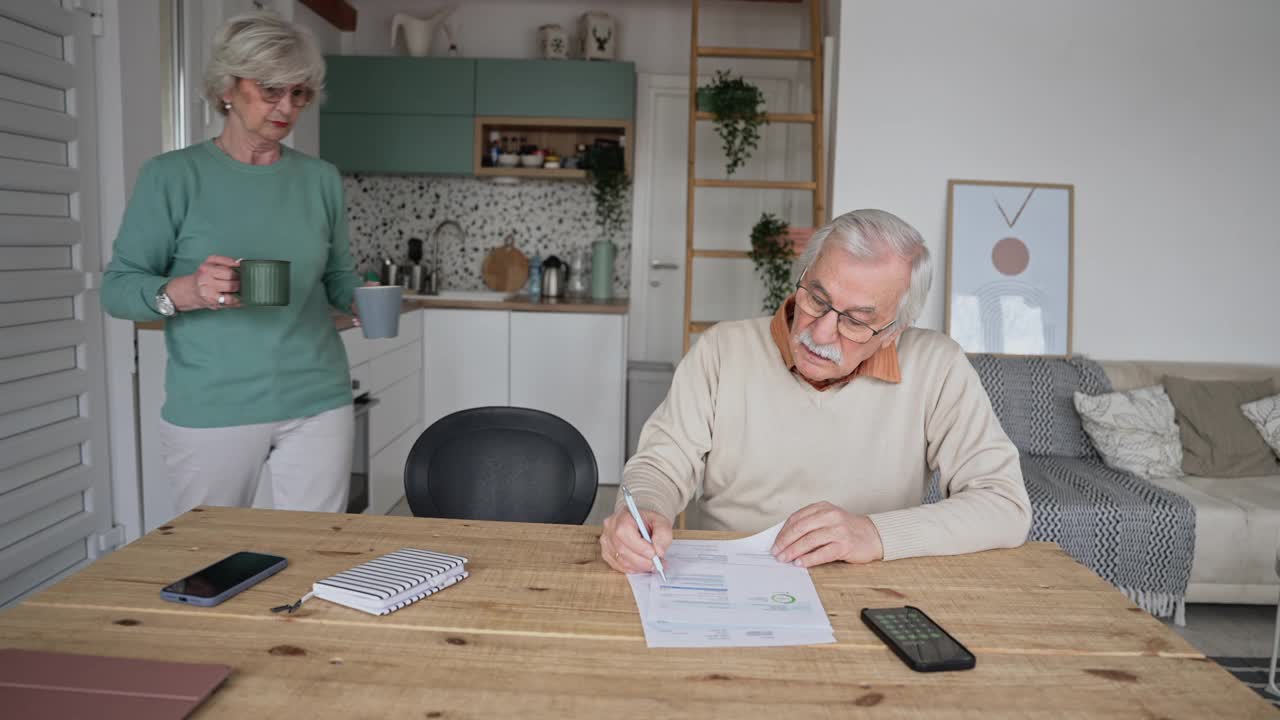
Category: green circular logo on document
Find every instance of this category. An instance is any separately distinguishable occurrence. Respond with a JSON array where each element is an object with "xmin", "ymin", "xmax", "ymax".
[{"xmin": 770, "ymin": 593, "xmax": 796, "ymax": 604}]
